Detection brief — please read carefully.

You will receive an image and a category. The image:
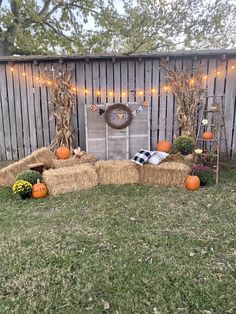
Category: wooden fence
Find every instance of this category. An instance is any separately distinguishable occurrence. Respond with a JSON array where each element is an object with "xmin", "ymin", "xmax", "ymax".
[{"xmin": 0, "ymin": 50, "xmax": 236, "ymax": 161}]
